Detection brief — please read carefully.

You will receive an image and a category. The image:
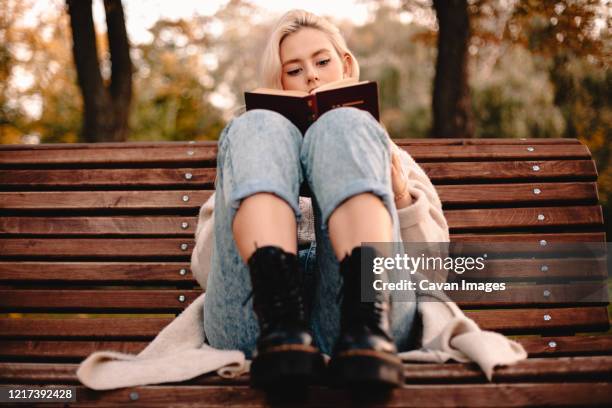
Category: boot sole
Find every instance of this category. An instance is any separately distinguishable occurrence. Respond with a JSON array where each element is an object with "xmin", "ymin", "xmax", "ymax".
[
  {"xmin": 328, "ymin": 350, "xmax": 404, "ymax": 389},
  {"xmin": 250, "ymin": 345, "xmax": 325, "ymax": 389}
]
